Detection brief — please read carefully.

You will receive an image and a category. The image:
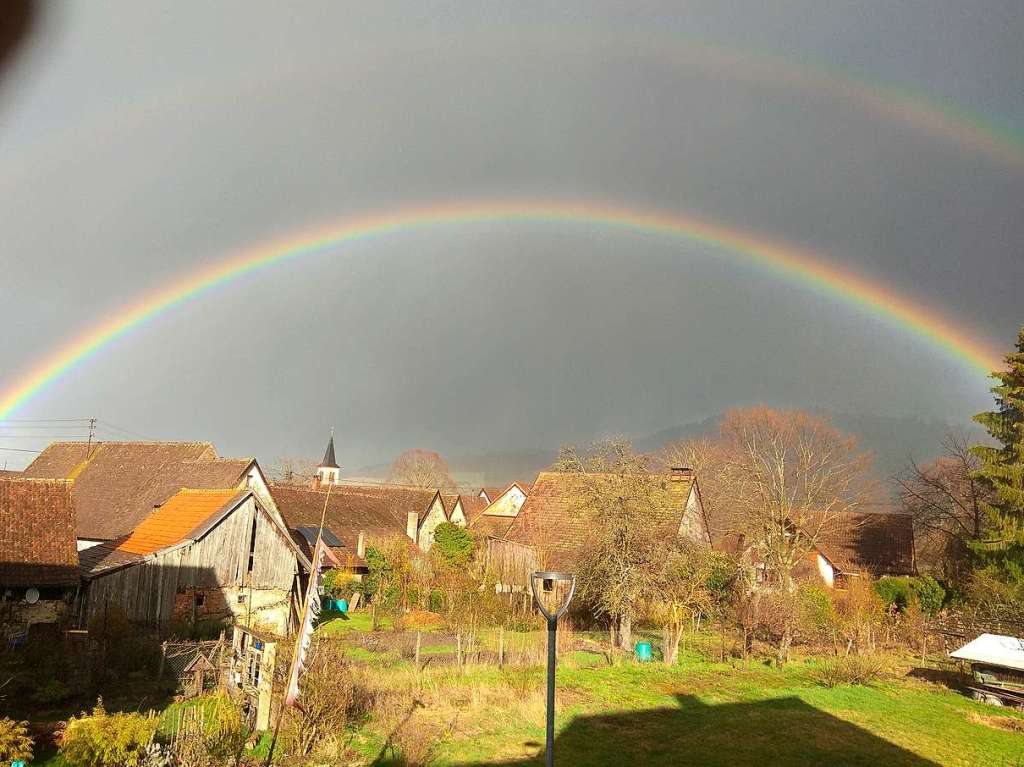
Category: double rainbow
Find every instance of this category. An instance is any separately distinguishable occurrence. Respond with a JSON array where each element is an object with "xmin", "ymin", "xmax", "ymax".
[{"xmin": 0, "ymin": 200, "xmax": 1002, "ymax": 419}]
